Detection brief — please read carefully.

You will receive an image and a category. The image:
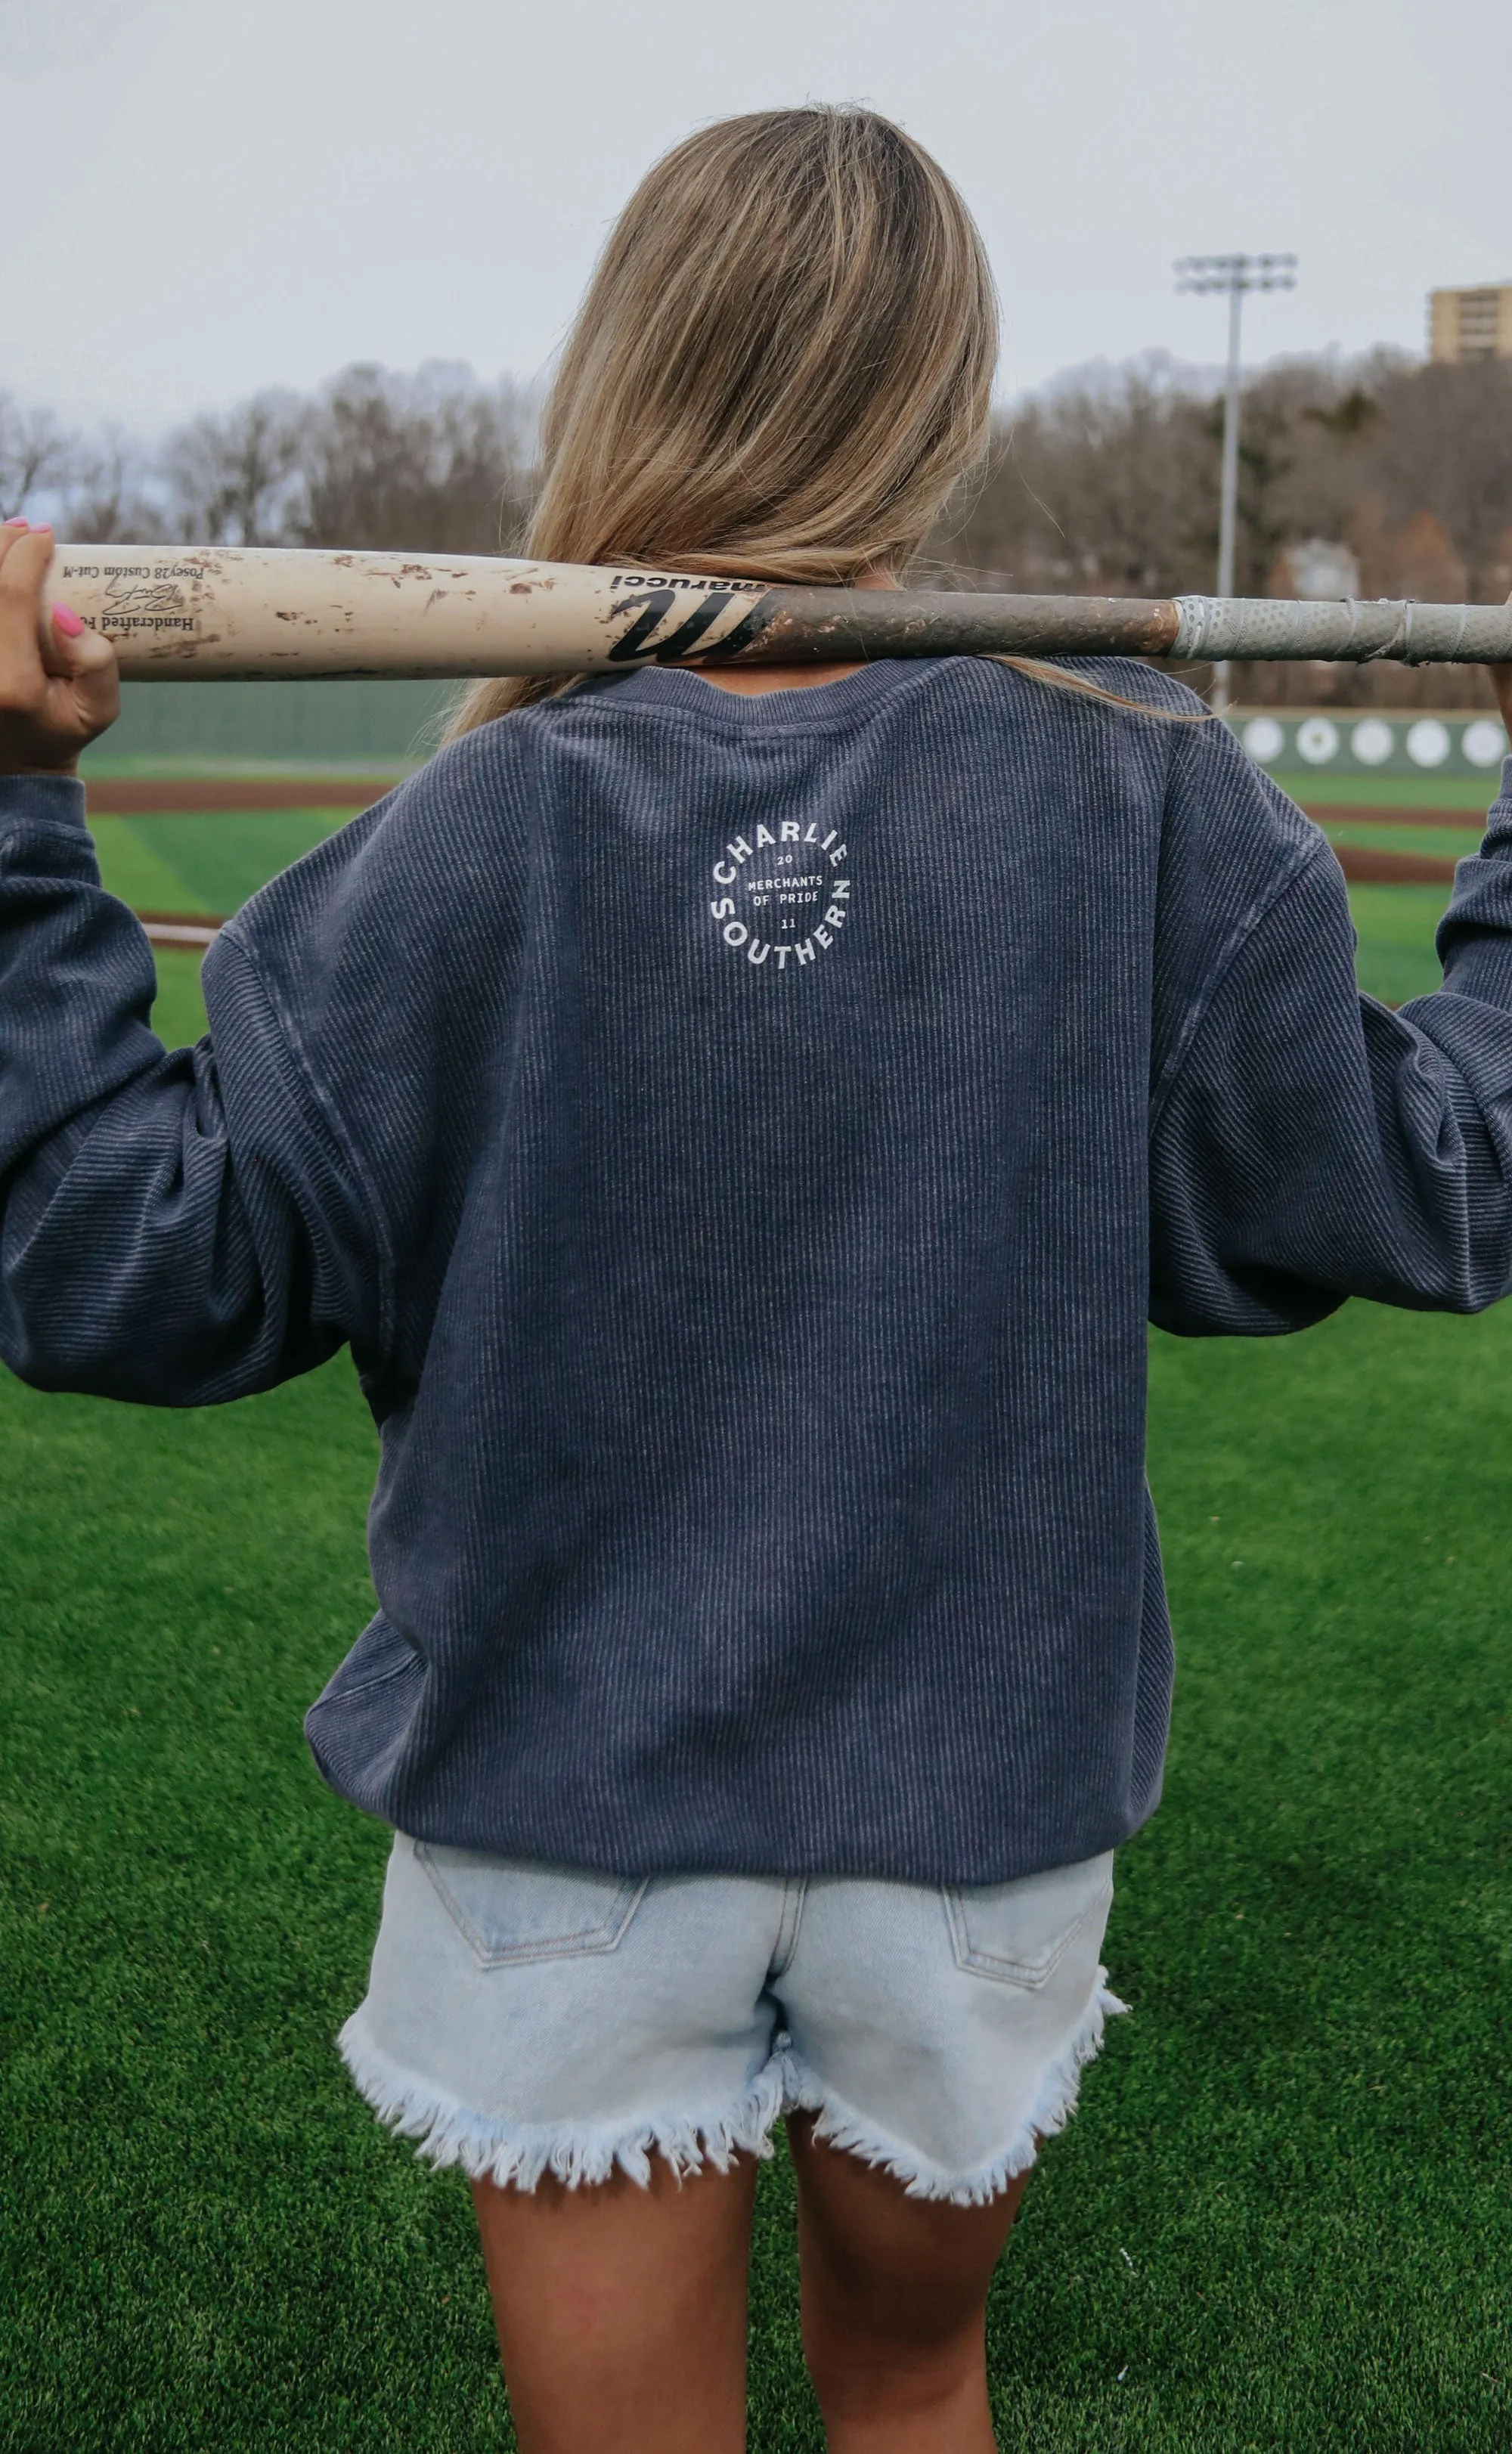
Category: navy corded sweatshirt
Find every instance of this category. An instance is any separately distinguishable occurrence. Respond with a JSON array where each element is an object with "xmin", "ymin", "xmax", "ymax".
[{"xmin": 3, "ymin": 658, "xmax": 1512, "ymax": 1883}]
